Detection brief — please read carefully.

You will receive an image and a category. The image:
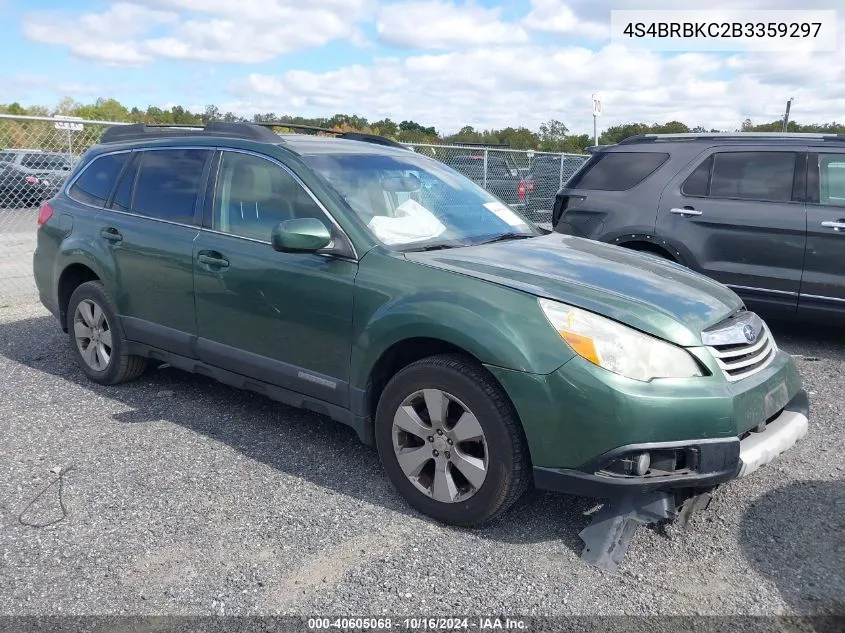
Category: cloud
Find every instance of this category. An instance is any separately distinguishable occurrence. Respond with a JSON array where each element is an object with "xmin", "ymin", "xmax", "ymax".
[
  {"xmin": 231, "ymin": 38, "xmax": 845, "ymax": 135},
  {"xmin": 15, "ymin": 0, "xmax": 845, "ymax": 135},
  {"xmin": 376, "ymin": 1, "xmax": 528, "ymax": 49},
  {"xmin": 22, "ymin": 0, "xmax": 373, "ymax": 65},
  {"xmin": 522, "ymin": 0, "xmax": 608, "ymax": 40},
  {"xmin": 23, "ymin": 2, "xmax": 177, "ymax": 65}
]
